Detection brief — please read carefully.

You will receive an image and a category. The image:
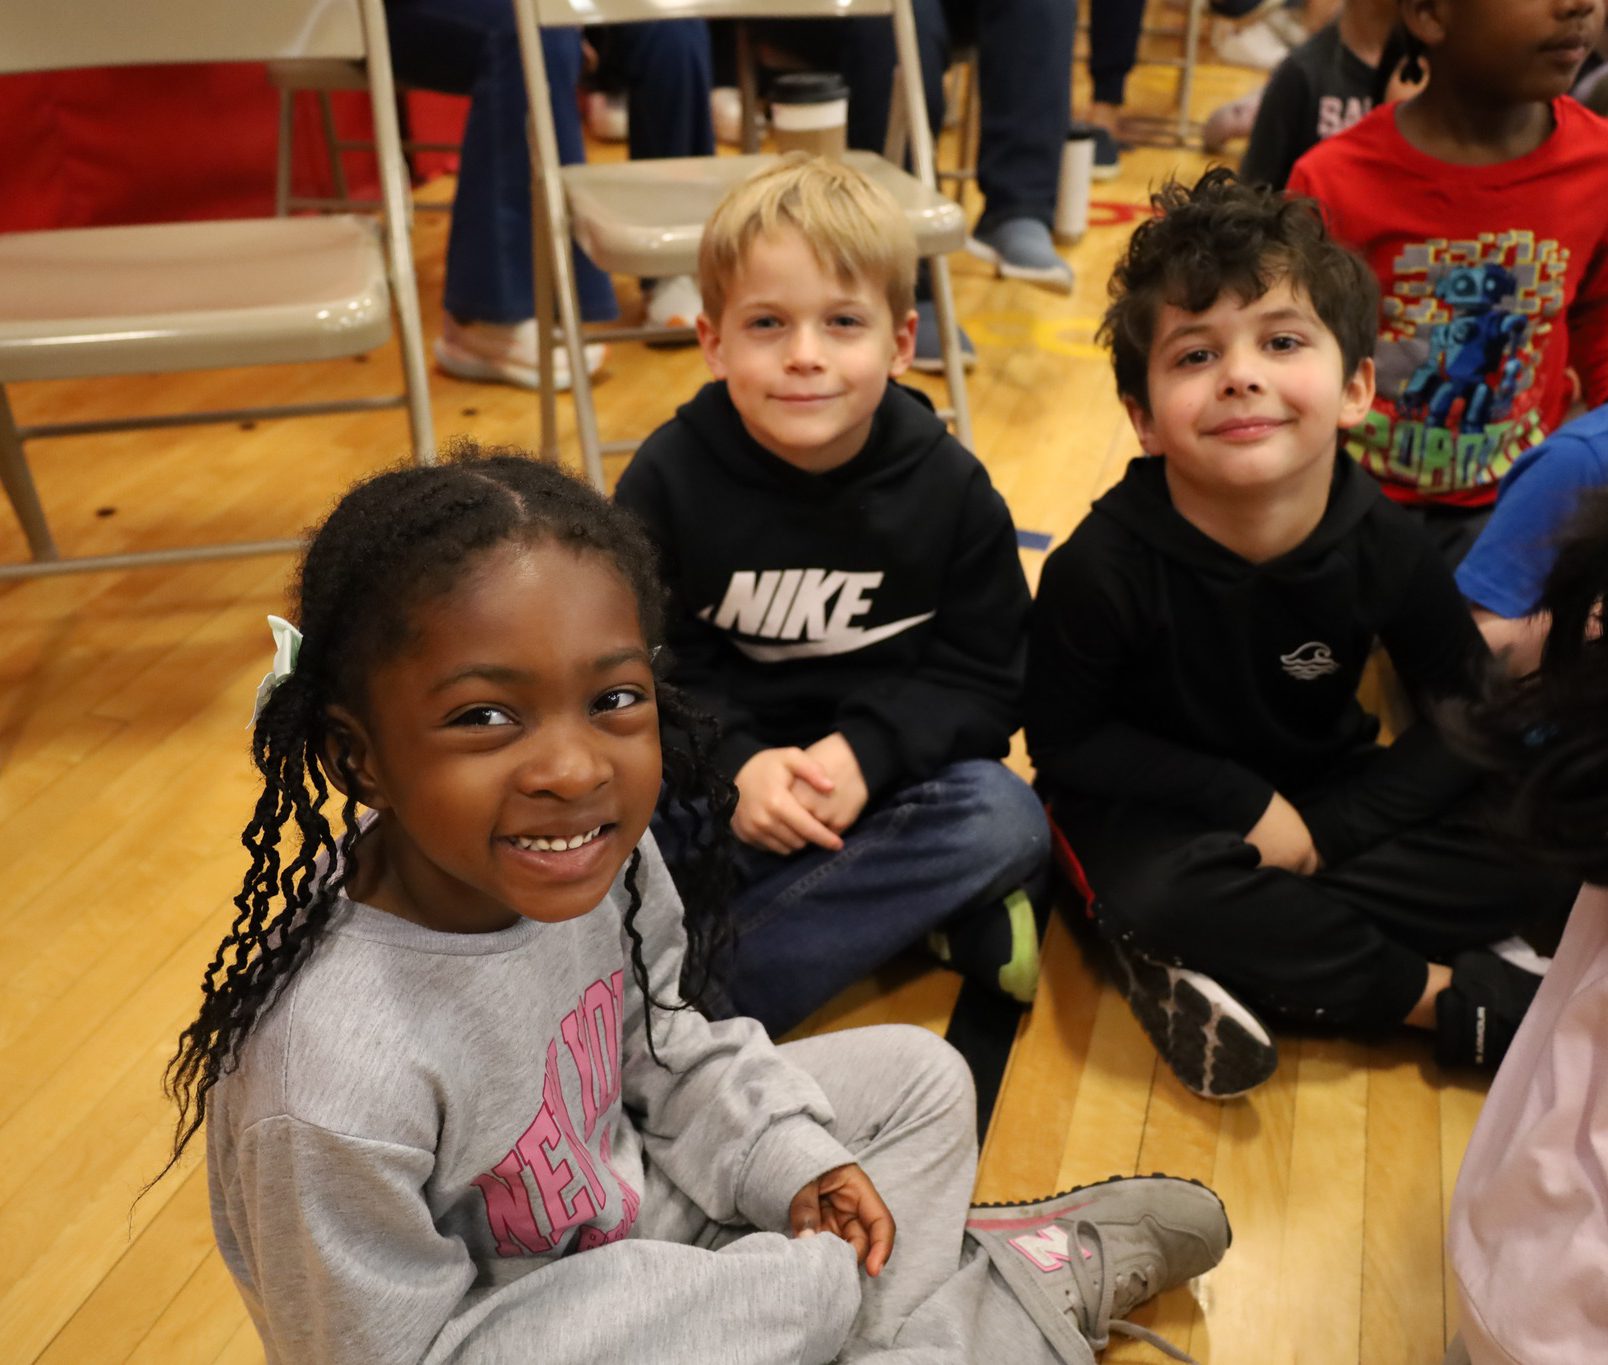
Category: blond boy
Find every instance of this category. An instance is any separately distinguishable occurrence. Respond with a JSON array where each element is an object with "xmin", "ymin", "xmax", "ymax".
[{"xmin": 615, "ymin": 157, "xmax": 1047, "ymax": 1034}]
